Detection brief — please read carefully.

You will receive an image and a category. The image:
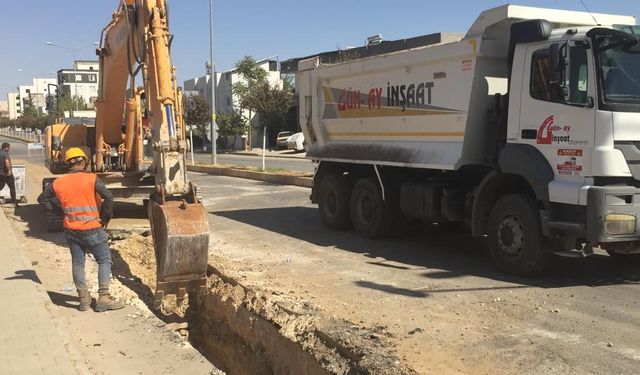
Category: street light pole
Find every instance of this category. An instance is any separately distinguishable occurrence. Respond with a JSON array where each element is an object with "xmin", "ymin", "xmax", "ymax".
[
  {"xmin": 73, "ymin": 49, "xmax": 78, "ymax": 113},
  {"xmin": 209, "ymin": 0, "xmax": 217, "ymax": 165}
]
